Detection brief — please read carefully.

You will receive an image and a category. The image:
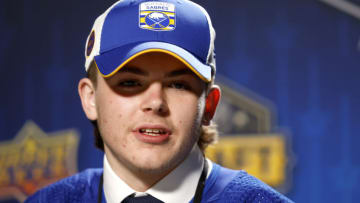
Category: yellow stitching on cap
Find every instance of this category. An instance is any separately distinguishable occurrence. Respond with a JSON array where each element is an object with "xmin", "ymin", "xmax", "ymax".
[
  {"xmin": 98, "ymin": 49, "xmax": 211, "ymax": 82},
  {"xmin": 94, "ymin": 60, "xmax": 102, "ymax": 75}
]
